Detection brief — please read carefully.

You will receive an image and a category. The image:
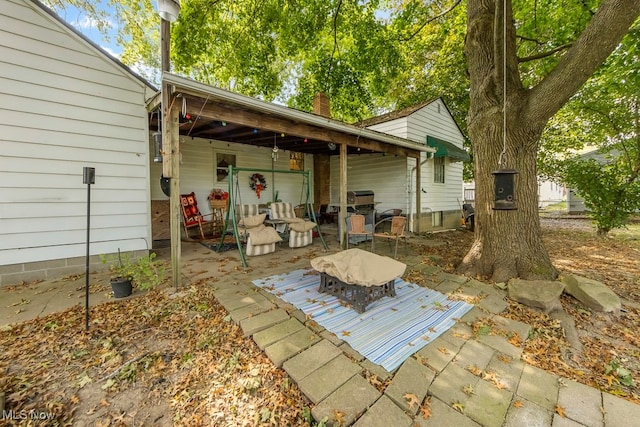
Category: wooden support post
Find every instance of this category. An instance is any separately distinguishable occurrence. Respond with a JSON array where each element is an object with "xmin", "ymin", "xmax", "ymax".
[{"xmin": 169, "ymin": 105, "xmax": 181, "ymax": 288}]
